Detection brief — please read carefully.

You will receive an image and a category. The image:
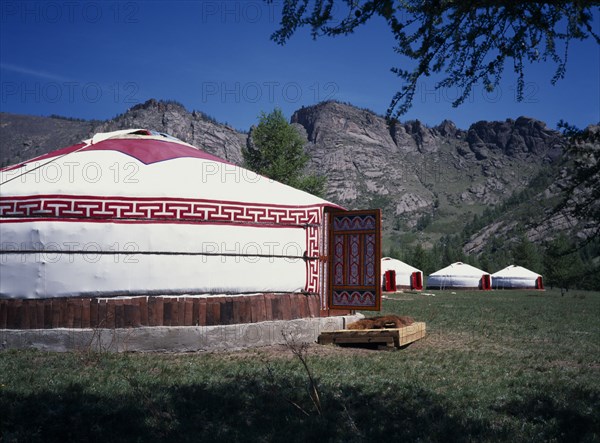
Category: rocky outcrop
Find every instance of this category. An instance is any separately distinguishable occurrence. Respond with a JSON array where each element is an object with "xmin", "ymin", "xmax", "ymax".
[
  {"xmin": 394, "ymin": 193, "xmax": 430, "ymax": 215},
  {"xmin": 389, "ymin": 121, "xmax": 418, "ymax": 153},
  {"xmin": 403, "ymin": 120, "xmax": 438, "ymax": 153},
  {"xmin": 291, "ymin": 101, "xmax": 565, "ymax": 224},
  {"xmin": 291, "ymin": 102, "xmax": 436, "ymax": 212},
  {"xmin": 434, "ymin": 120, "xmax": 462, "ymax": 139},
  {"xmin": 466, "ymin": 117, "xmax": 564, "ymax": 160},
  {"xmin": 292, "ymin": 101, "xmax": 398, "ymax": 151}
]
